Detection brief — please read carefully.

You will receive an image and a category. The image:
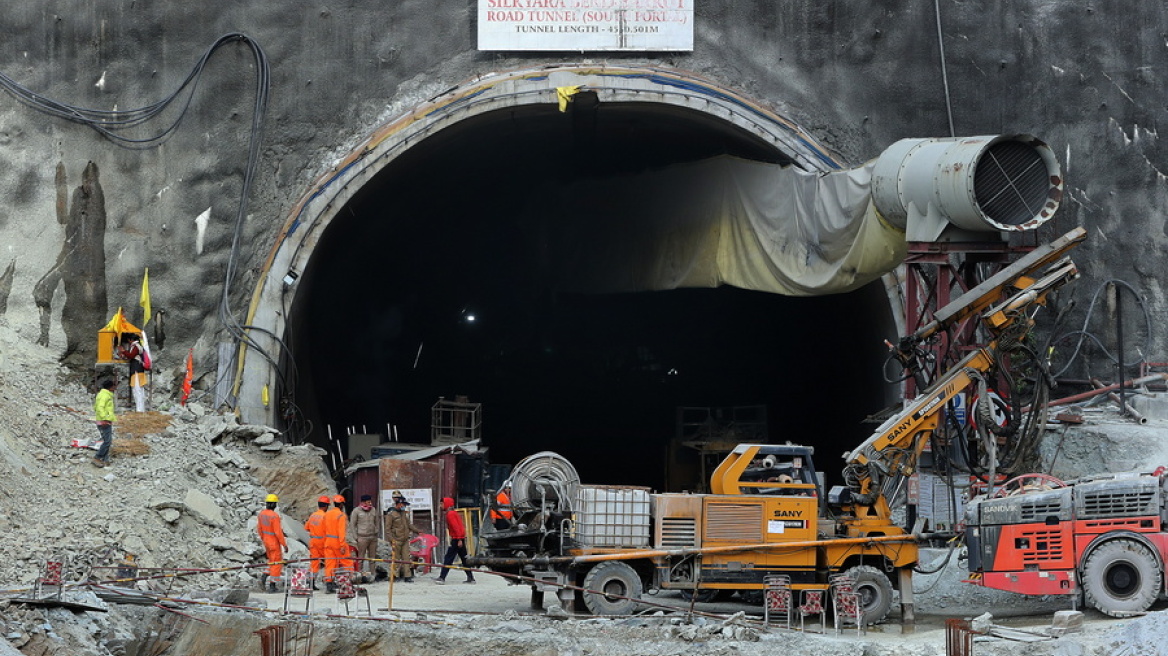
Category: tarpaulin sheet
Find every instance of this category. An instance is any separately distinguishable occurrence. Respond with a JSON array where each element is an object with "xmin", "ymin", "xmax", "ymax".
[{"xmin": 537, "ymin": 155, "xmax": 905, "ymax": 296}]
